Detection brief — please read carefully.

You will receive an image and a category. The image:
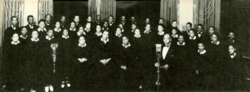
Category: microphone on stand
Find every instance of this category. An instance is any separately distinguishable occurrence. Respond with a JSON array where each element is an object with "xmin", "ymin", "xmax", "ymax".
[{"xmin": 155, "ymin": 44, "xmax": 162, "ymax": 90}]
